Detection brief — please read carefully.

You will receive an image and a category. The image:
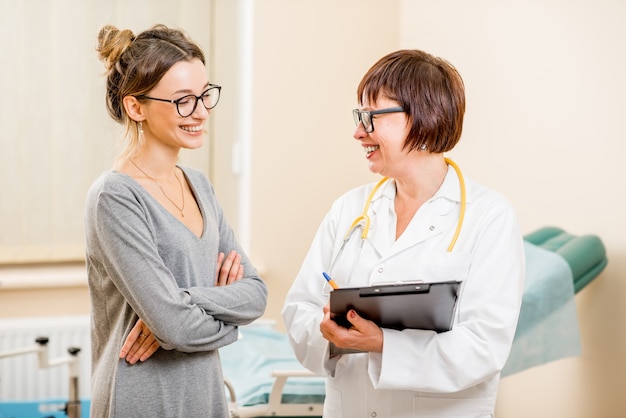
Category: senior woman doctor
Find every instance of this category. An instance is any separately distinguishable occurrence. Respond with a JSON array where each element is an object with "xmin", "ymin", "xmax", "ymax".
[{"xmin": 282, "ymin": 49, "xmax": 525, "ymax": 418}]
